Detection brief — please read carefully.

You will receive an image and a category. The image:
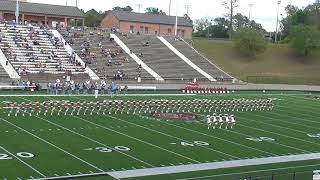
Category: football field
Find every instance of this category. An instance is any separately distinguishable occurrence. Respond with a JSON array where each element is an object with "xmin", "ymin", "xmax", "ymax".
[{"xmin": 0, "ymin": 92, "xmax": 319, "ymax": 180}]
